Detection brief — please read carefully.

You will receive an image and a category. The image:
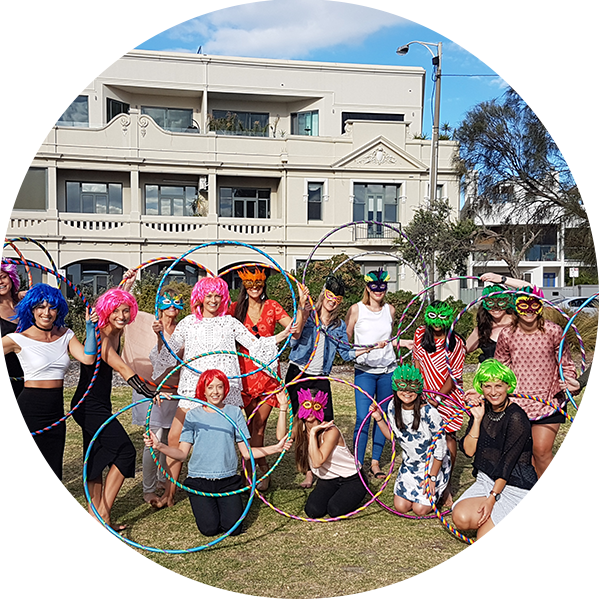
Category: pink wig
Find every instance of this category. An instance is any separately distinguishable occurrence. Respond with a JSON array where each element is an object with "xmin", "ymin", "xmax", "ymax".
[
  {"xmin": 190, "ymin": 276, "xmax": 230, "ymax": 320},
  {"xmin": 95, "ymin": 288, "xmax": 138, "ymax": 329},
  {"xmin": 1, "ymin": 261, "xmax": 21, "ymax": 300},
  {"xmin": 195, "ymin": 369, "xmax": 230, "ymax": 401}
]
